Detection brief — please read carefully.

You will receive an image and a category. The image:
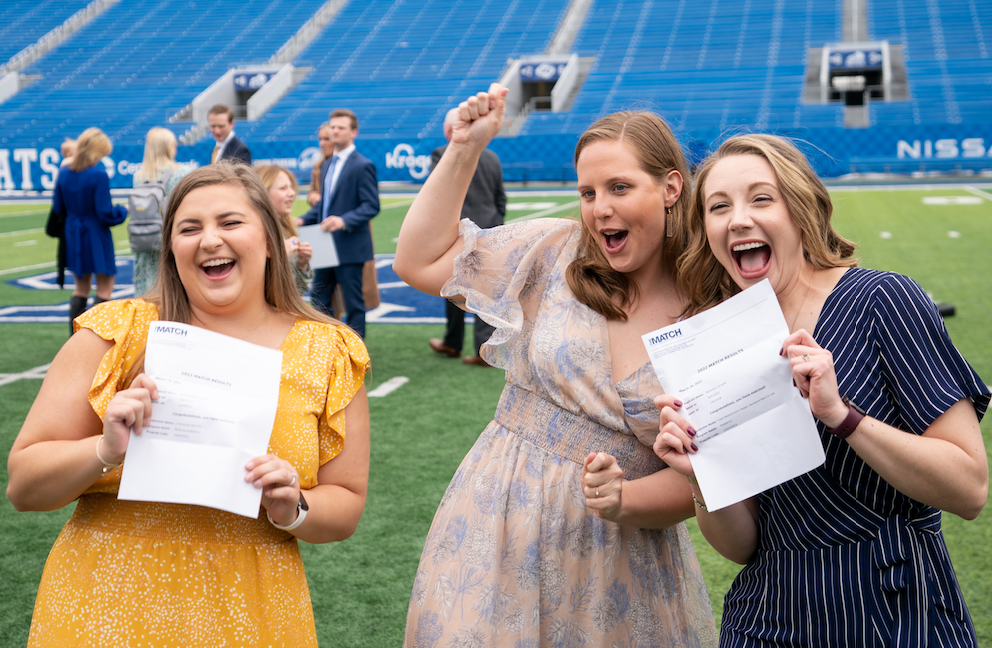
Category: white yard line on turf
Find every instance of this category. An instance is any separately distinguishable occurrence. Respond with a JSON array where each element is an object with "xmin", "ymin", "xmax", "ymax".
[
  {"xmin": 367, "ymin": 376, "xmax": 409, "ymax": 398},
  {"xmin": 963, "ymin": 186, "xmax": 992, "ymax": 202},
  {"xmin": 506, "ymin": 200, "xmax": 579, "ymax": 223},
  {"xmin": 0, "ymin": 261, "xmax": 55, "ymax": 276},
  {"xmin": 0, "ymin": 228, "xmax": 44, "ymax": 238},
  {"xmin": 0, "ymin": 363, "xmax": 51, "ymax": 387}
]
